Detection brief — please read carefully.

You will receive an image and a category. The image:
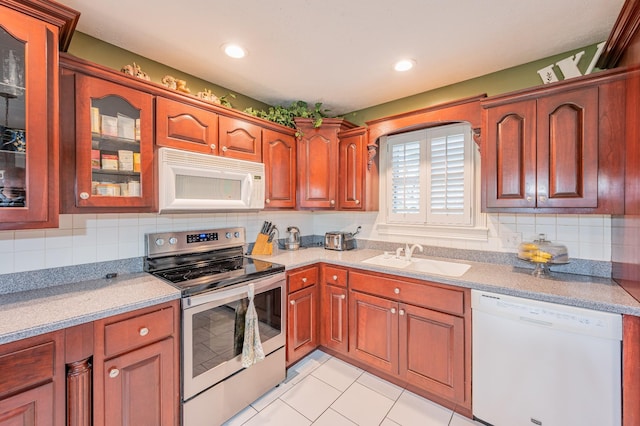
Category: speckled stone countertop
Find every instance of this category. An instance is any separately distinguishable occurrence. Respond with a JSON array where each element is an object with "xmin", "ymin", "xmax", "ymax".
[
  {"xmin": 0, "ymin": 273, "xmax": 180, "ymax": 345},
  {"xmin": 252, "ymin": 248, "xmax": 640, "ymax": 316}
]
